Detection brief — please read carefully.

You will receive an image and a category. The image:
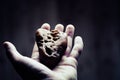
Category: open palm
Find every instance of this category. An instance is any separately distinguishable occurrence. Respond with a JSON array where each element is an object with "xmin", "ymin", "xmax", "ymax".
[{"xmin": 4, "ymin": 23, "xmax": 83, "ymax": 80}]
